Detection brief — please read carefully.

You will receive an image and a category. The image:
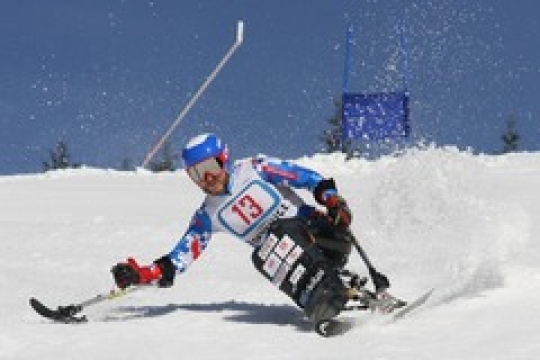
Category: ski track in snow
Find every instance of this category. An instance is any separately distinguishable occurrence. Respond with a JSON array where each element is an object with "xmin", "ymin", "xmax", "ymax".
[{"xmin": 1, "ymin": 147, "xmax": 539, "ymax": 359}]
